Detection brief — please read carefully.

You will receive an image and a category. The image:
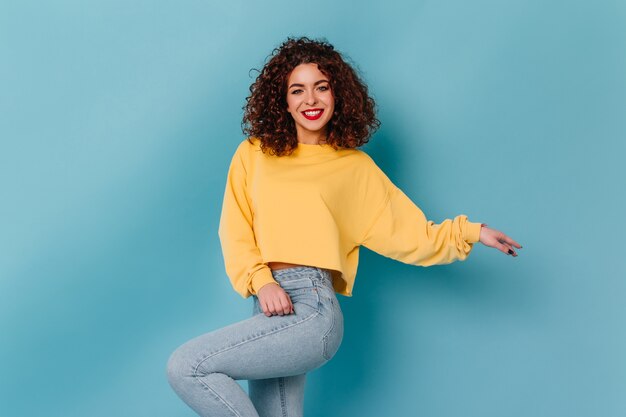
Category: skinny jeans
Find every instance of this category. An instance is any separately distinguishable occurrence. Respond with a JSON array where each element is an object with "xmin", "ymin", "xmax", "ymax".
[{"xmin": 167, "ymin": 266, "xmax": 344, "ymax": 417}]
